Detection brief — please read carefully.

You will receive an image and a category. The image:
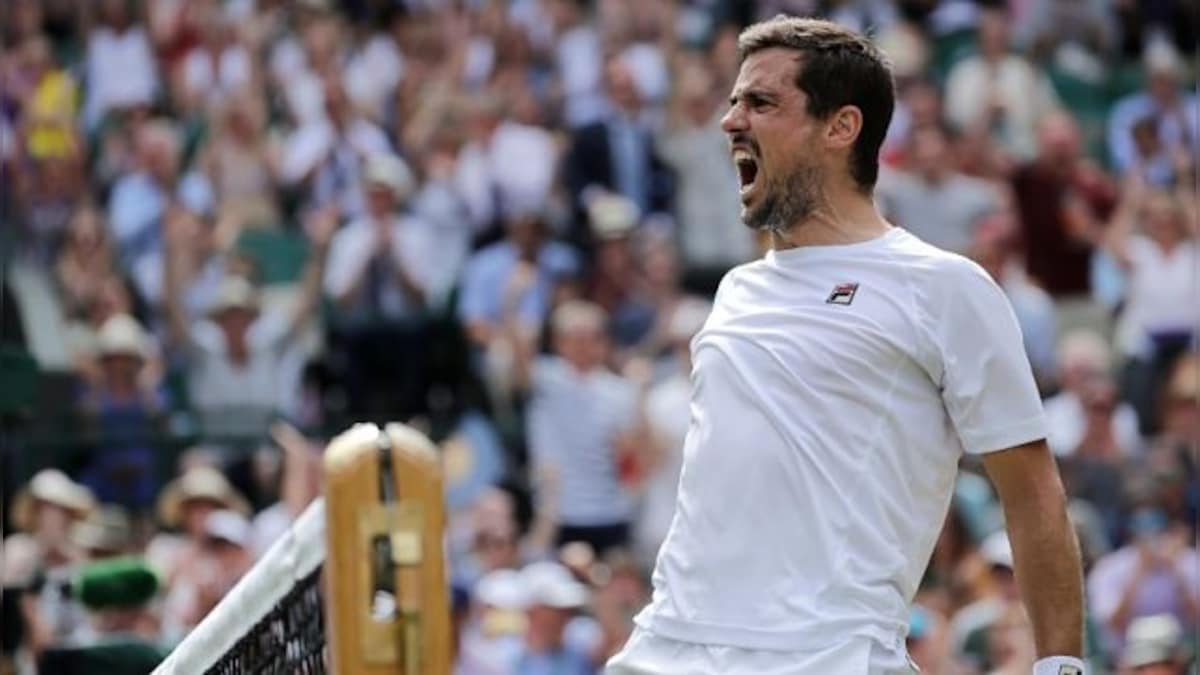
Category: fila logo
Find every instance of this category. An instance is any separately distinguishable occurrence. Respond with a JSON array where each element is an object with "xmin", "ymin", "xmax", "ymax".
[
  {"xmin": 1058, "ymin": 667, "xmax": 1082, "ymax": 675},
  {"xmin": 826, "ymin": 282, "xmax": 859, "ymax": 306}
]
